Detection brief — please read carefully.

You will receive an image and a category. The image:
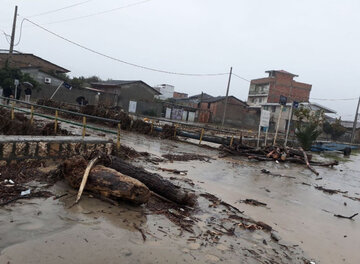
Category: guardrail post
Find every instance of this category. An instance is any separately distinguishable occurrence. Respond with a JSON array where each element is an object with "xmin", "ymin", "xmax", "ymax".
[
  {"xmin": 173, "ymin": 124, "xmax": 178, "ymax": 138},
  {"xmin": 230, "ymin": 135, "xmax": 234, "ymax": 147},
  {"xmin": 82, "ymin": 116, "xmax": 86, "ymax": 138},
  {"xmin": 30, "ymin": 106, "xmax": 34, "ymax": 125},
  {"xmin": 11, "ymin": 101, "xmax": 15, "ymax": 120},
  {"xmin": 54, "ymin": 110, "xmax": 58, "ymax": 134},
  {"xmin": 199, "ymin": 128, "xmax": 205, "ymax": 145},
  {"xmin": 117, "ymin": 123, "xmax": 121, "ymax": 151}
]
